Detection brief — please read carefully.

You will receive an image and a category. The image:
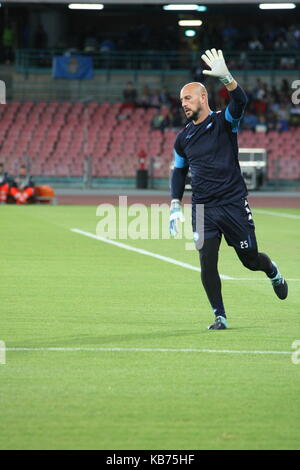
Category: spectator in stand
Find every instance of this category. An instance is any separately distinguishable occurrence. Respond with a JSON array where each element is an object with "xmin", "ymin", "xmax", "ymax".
[
  {"xmin": 138, "ymin": 85, "xmax": 151, "ymax": 108},
  {"xmin": 268, "ymin": 96, "xmax": 280, "ymax": 115},
  {"xmin": 252, "ymin": 78, "xmax": 266, "ymax": 101},
  {"xmin": 118, "ymin": 76, "xmax": 299, "ymax": 134},
  {"xmin": 122, "ymin": 81, "xmax": 138, "ymax": 109},
  {"xmin": 10, "ymin": 165, "xmax": 36, "ymax": 205},
  {"xmin": 290, "ymin": 103, "xmax": 300, "ymax": 127},
  {"xmin": 163, "ymin": 105, "xmax": 173, "ymax": 128},
  {"xmin": 0, "ymin": 163, "xmax": 10, "ymax": 203},
  {"xmin": 270, "ymin": 85, "xmax": 280, "ymax": 103},
  {"xmin": 286, "ymin": 25, "xmax": 299, "ymax": 49},
  {"xmin": 2, "ymin": 22, "xmax": 14, "ymax": 64},
  {"xmin": 159, "ymin": 87, "xmax": 172, "ymax": 106},
  {"xmin": 276, "ymin": 102, "xmax": 290, "ymax": 132},
  {"xmin": 222, "ymin": 23, "xmax": 239, "ymax": 49},
  {"xmin": 99, "ymin": 39, "xmax": 115, "ymax": 53},
  {"xmin": 248, "ymin": 37, "xmax": 264, "ymax": 51},
  {"xmin": 266, "ymin": 110, "xmax": 278, "ymax": 132},
  {"xmin": 255, "ymin": 114, "xmax": 268, "ymax": 132},
  {"xmin": 151, "ymin": 106, "xmax": 171, "ymax": 131},
  {"xmin": 241, "ymin": 110, "xmax": 258, "ymax": 132},
  {"xmin": 263, "ymin": 82, "xmax": 270, "ymax": 97},
  {"xmin": 151, "ymin": 109, "xmax": 165, "ymax": 131},
  {"xmin": 84, "ymin": 35, "xmax": 98, "ymax": 53},
  {"xmin": 252, "ymin": 79, "xmax": 268, "ymax": 115},
  {"xmin": 34, "ymin": 24, "xmax": 48, "ymax": 49},
  {"xmin": 237, "ymin": 51, "xmax": 251, "ymax": 69},
  {"xmin": 274, "ymin": 34, "xmax": 288, "ymax": 49},
  {"xmin": 280, "ymin": 79, "xmax": 290, "ymax": 96},
  {"xmin": 149, "ymin": 89, "xmax": 161, "ymax": 108},
  {"xmin": 280, "ymin": 56, "xmax": 296, "ymax": 69},
  {"xmin": 294, "ymin": 25, "xmax": 300, "ymax": 46}
]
